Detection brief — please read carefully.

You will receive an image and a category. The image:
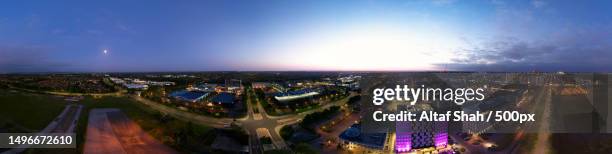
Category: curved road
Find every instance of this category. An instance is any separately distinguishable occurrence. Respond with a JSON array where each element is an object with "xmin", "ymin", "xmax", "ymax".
[
  {"xmin": 243, "ymin": 92, "xmax": 356, "ymax": 153},
  {"xmin": 131, "ymin": 95, "xmax": 234, "ymax": 128},
  {"xmin": 12, "ymin": 85, "xmax": 354, "ymax": 153}
]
